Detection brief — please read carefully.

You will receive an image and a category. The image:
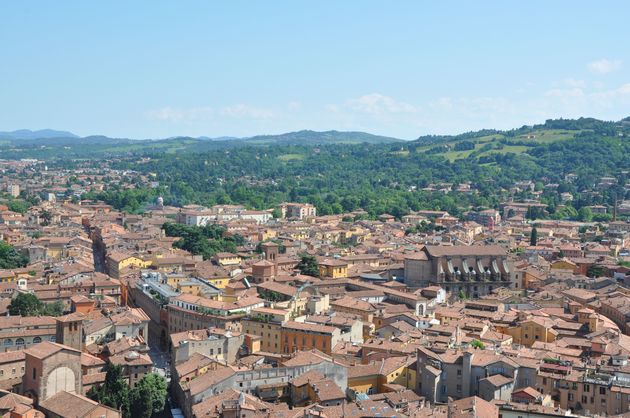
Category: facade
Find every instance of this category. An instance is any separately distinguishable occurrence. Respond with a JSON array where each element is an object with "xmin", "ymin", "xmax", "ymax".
[
  {"xmin": 170, "ymin": 328, "xmax": 244, "ymax": 364},
  {"xmin": 0, "ymin": 317, "xmax": 57, "ymax": 353},
  {"xmin": 23, "ymin": 342, "xmax": 82, "ymax": 403},
  {"xmin": 281, "ymin": 321, "xmax": 341, "ymax": 355},
  {"xmin": 279, "ymin": 203, "xmax": 317, "ymax": 220},
  {"xmin": 318, "ymin": 259, "xmax": 348, "ymax": 279},
  {"xmin": 467, "ymin": 210, "xmax": 501, "ymax": 231},
  {"xmin": 241, "ymin": 308, "xmax": 290, "ymax": 354},
  {"xmin": 404, "ymin": 245, "xmax": 515, "ymax": 297}
]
